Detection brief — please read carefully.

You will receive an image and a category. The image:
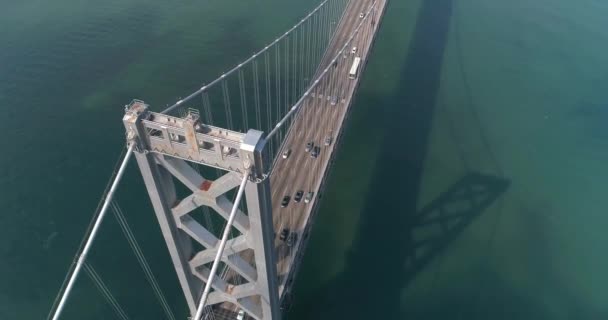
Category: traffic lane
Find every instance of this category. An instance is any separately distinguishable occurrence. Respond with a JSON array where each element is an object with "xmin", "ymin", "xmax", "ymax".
[
  {"xmin": 275, "ymin": 0, "xmax": 383, "ymax": 290},
  {"xmin": 270, "ymin": 0, "xmax": 372, "ymax": 268},
  {"xmin": 315, "ymin": 0, "xmax": 368, "ymax": 76},
  {"xmin": 273, "ymin": 69, "xmax": 350, "ymax": 267},
  {"xmin": 221, "ymin": 0, "xmax": 381, "ymax": 301},
  {"xmin": 270, "ymin": 0, "xmax": 367, "ymax": 212},
  {"xmin": 272, "ymin": 25, "xmax": 358, "ymax": 230},
  {"xmin": 287, "ymin": 47, "xmax": 361, "ymax": 224}
]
